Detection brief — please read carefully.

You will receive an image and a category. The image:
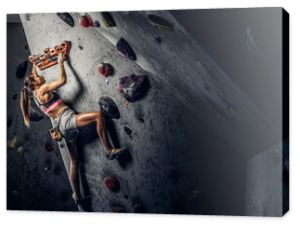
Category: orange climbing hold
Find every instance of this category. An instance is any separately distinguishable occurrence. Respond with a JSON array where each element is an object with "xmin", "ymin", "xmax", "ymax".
[{"xmin": 28, "ymin": 41, "xmax": 71, "ymax": 70}]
